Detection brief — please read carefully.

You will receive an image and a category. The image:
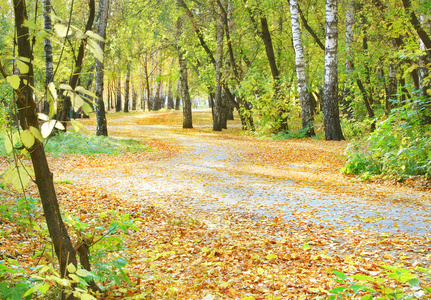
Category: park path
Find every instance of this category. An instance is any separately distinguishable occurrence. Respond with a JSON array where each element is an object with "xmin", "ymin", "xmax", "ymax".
[{"xmin": 52, "ymin": 111, "xmax": 431, "ymax": 240}]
